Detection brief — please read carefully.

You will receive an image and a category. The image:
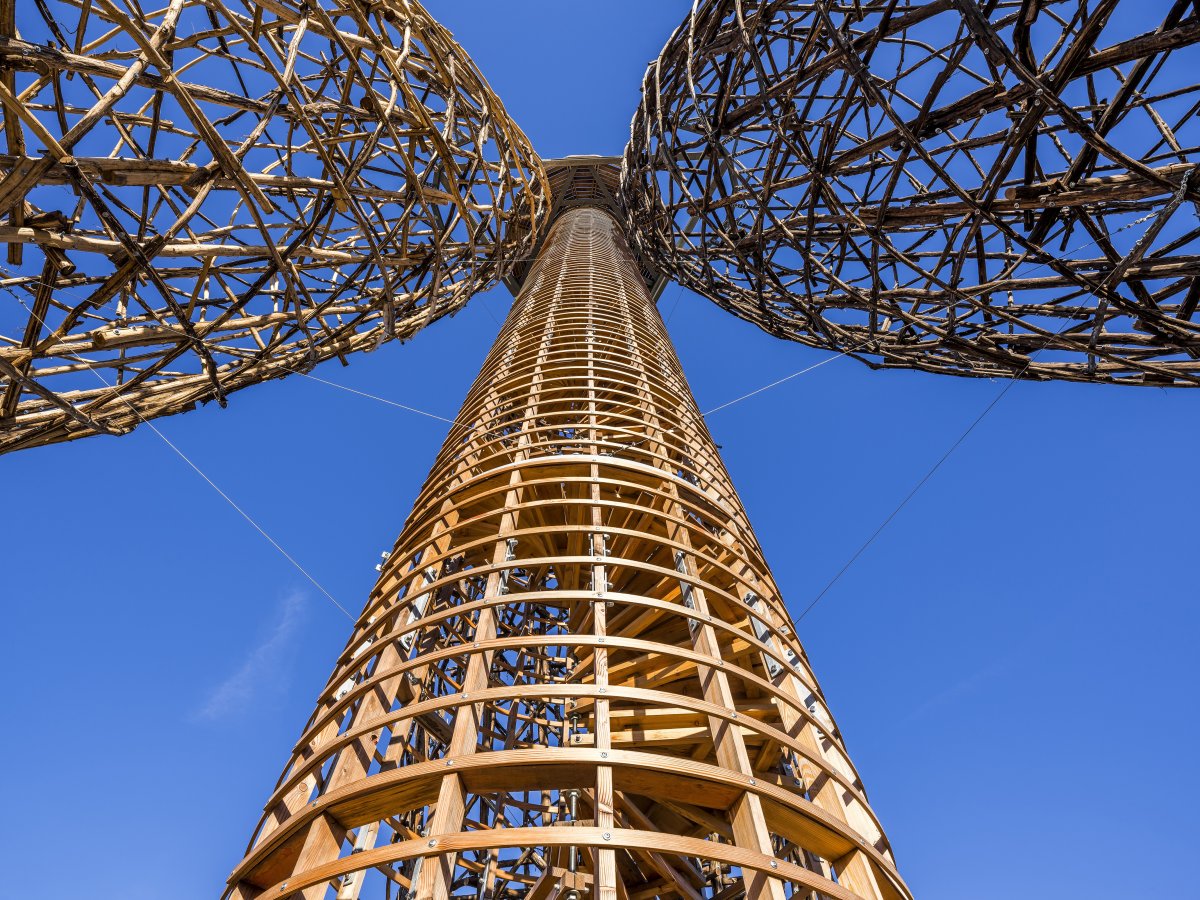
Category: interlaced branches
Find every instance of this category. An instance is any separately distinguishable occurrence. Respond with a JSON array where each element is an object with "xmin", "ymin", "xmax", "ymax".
[
  {"xmin": 622, "ymin": 0, "xmax": 1200, "ymax": 385},
  {"xmin": 0, "ymin": 0, "xmax": 548, "ymax": 452}
]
